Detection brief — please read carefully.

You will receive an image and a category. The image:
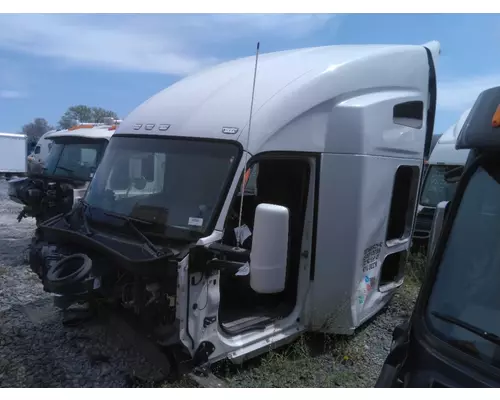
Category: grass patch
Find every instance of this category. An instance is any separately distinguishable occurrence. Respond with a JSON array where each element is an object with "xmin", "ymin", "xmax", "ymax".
[
  {"xmin": 406, "ymin": 250, "xmax": 427, "ymax": 284},
  {"xmin": 212, "ymin": 333, "xmax": 368, "ymax": 388},
  {"xmin": 208, "ymin": 250, "xmax": 426, "ymax": 388}
]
